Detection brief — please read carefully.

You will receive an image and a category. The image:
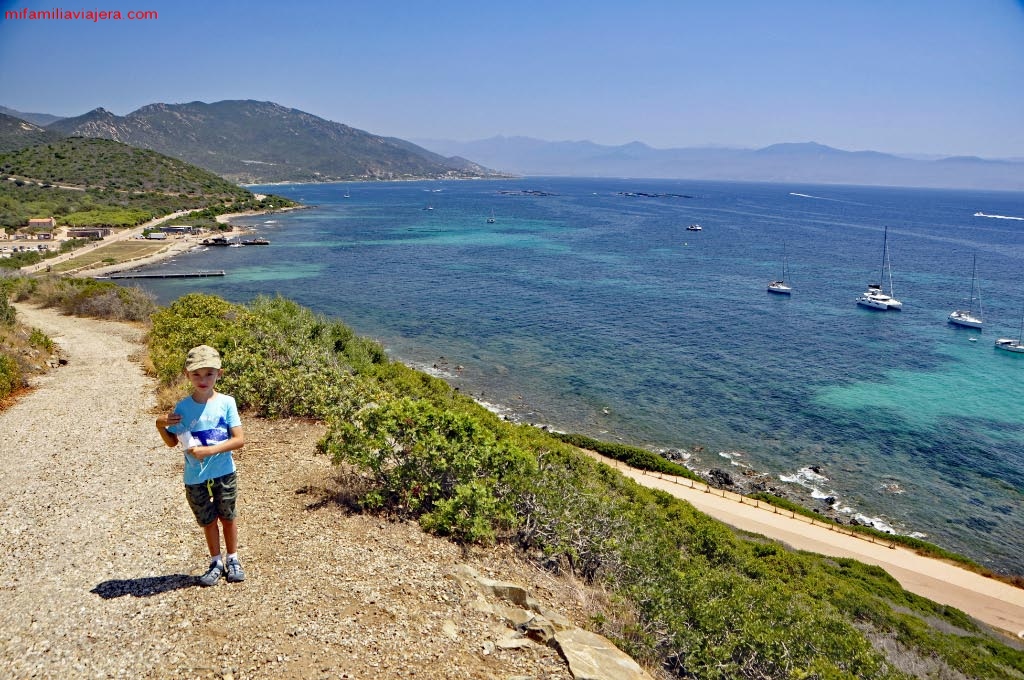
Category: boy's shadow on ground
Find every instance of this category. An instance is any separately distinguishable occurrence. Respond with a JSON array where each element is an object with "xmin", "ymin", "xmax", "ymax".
[{"xmin": 91, "ymin": 574, "xmax": 196, "ymax": 599}]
